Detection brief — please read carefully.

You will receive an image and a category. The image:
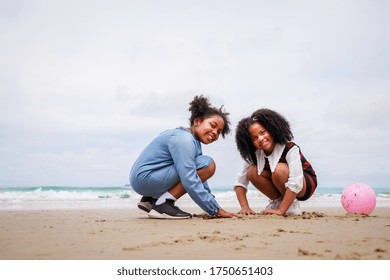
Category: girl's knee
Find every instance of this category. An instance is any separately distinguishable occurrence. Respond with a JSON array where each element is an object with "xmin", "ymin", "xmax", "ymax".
[
  {"xmin": 247, "ymin": 165, "xmax": 257, "ymax": 181},
  {"xmin": 247, "ymin": 166, "xmax": 271, "ymax": 184},
  {"xmin": 197, "ymin": 160, "xmax": 215, "ymax": 182},
  {"xmin": 273, "ymin": 163, "xmax": 289, "ymax": 179},
  {"xmin": 195, "ymin": 155, "xmax": 215, "ymax": 175},
  {"xmin": 208, "ymin": 160, "xmax": 216, "ymax": 175}
]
